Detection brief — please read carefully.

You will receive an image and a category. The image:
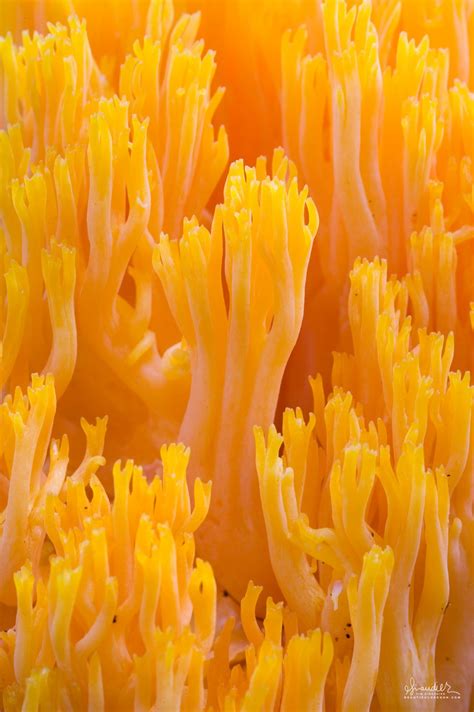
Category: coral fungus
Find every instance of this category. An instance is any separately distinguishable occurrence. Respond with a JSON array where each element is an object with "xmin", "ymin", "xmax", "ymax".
[{"xmin": 1, "ymin": 0, "xmax": 473, "ymax": 710}]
